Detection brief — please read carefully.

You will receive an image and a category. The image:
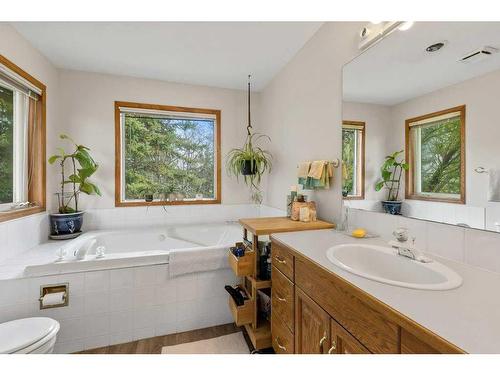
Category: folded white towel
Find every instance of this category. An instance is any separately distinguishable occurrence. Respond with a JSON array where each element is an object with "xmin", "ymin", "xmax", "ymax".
[
  {"xmin": 168, "ymin": 245, "xmax": 229, "ymax": 278},
  {"xmin": 488, "ymin": 169, "xmax": 500, "ymax": 202}
]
